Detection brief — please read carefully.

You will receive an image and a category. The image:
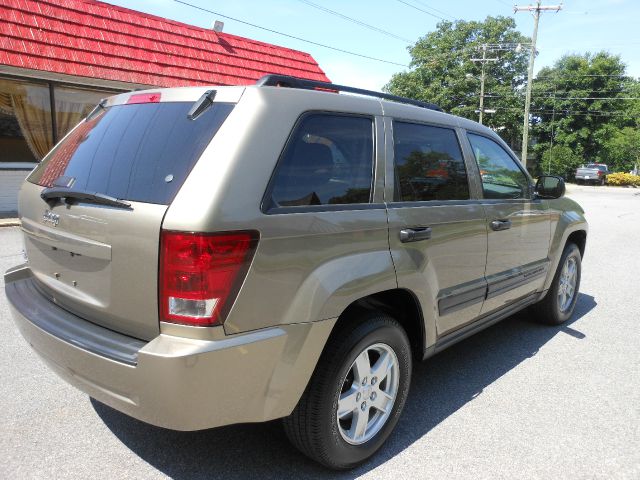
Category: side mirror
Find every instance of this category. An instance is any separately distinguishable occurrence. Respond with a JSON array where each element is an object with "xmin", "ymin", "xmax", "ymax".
[{"xmin": 535, "ymin": 175, "xmax": 565, "ymax": 199}]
